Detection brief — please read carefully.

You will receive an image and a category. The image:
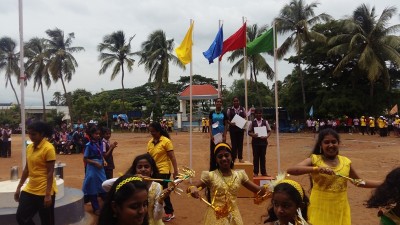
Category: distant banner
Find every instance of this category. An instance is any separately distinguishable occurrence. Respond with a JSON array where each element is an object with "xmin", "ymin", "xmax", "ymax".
[{"xmin": 390, "ymin": 104, "xmax": 398, "ymax": 115}]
